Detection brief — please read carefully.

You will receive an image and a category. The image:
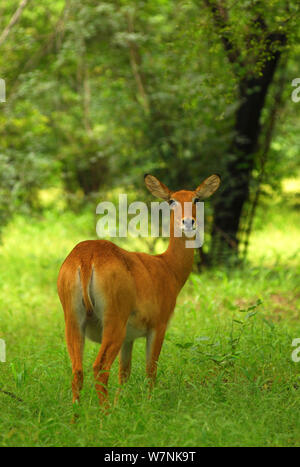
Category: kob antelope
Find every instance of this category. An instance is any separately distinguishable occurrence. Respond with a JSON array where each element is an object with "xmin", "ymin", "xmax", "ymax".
[{"xmin": 57, "ymin": 174, "xmax": 220, "ymax": 407}]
